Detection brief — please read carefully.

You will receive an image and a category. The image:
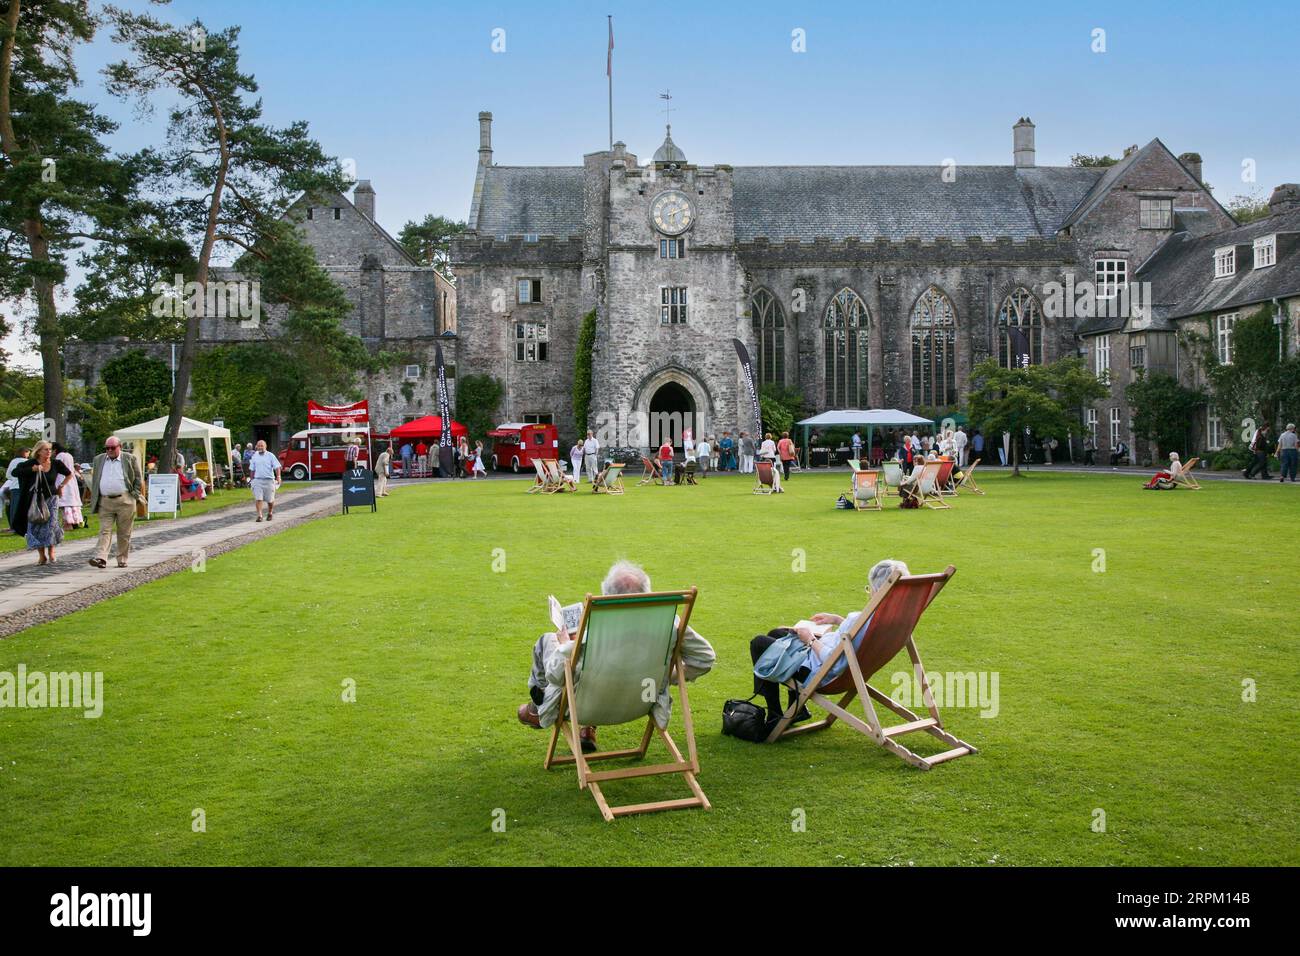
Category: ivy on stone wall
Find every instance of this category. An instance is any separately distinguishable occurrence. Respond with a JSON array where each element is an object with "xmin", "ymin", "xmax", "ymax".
[{"xmin": 573, "ymin": 309, "xmax": 597, "ymax": 436}]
